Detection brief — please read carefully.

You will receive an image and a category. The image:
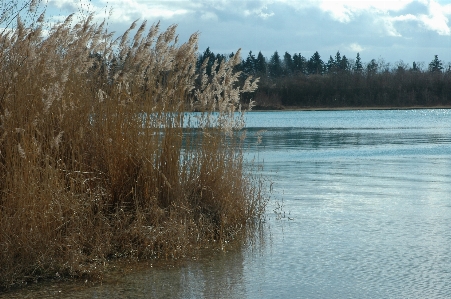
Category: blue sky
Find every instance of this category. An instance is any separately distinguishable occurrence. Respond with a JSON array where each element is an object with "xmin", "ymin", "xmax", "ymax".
[{"xmin": 43, "ymin": 0, "xmax": 451, "ymax": 68}]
